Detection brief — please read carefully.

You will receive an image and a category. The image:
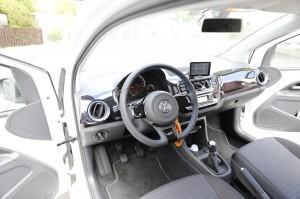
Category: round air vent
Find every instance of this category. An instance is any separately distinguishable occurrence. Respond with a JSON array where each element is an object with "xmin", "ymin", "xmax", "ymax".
[
  {"xmin": 87, "ymin": 100, "xmax": 110, "ymax": 122},
  {"xmin": 256, "ymin": 71, "xmax": 268, "ymax": 86}
]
